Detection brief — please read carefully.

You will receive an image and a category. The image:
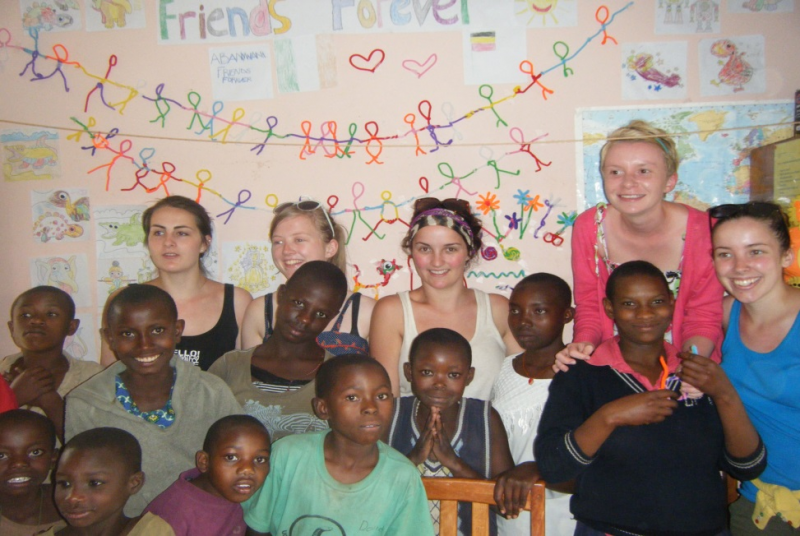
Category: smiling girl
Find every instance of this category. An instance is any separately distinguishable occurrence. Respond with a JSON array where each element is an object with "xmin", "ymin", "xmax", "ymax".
[
  {"xmin": 558, "ymin": 120, "xmax": 724, "ymax": 369},
  {"xmin": 101, "ymin": 196, "xmax": 252, "ymax": 370},
  {"xmin": 710, "ymin": 202, "xmax": 800, "ymax": 534},
  {"xmin": 370, "ymin": 197, "xmax": 520, "ymax": 399}
]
